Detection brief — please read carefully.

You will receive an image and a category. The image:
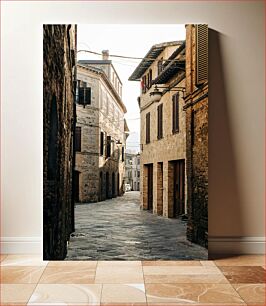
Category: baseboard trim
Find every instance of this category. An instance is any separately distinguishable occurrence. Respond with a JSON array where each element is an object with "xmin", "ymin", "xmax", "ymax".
[
  {"xmin": 209, "ymin": 236, "xmax": 265, "ymax": 255},
  {"xmin": 1, "ymin": 236, "xmax": 265, "ymax": 255},
  {"xmin": 0, "ymin": 237, "xmax": 42, "ymax": 254}
]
